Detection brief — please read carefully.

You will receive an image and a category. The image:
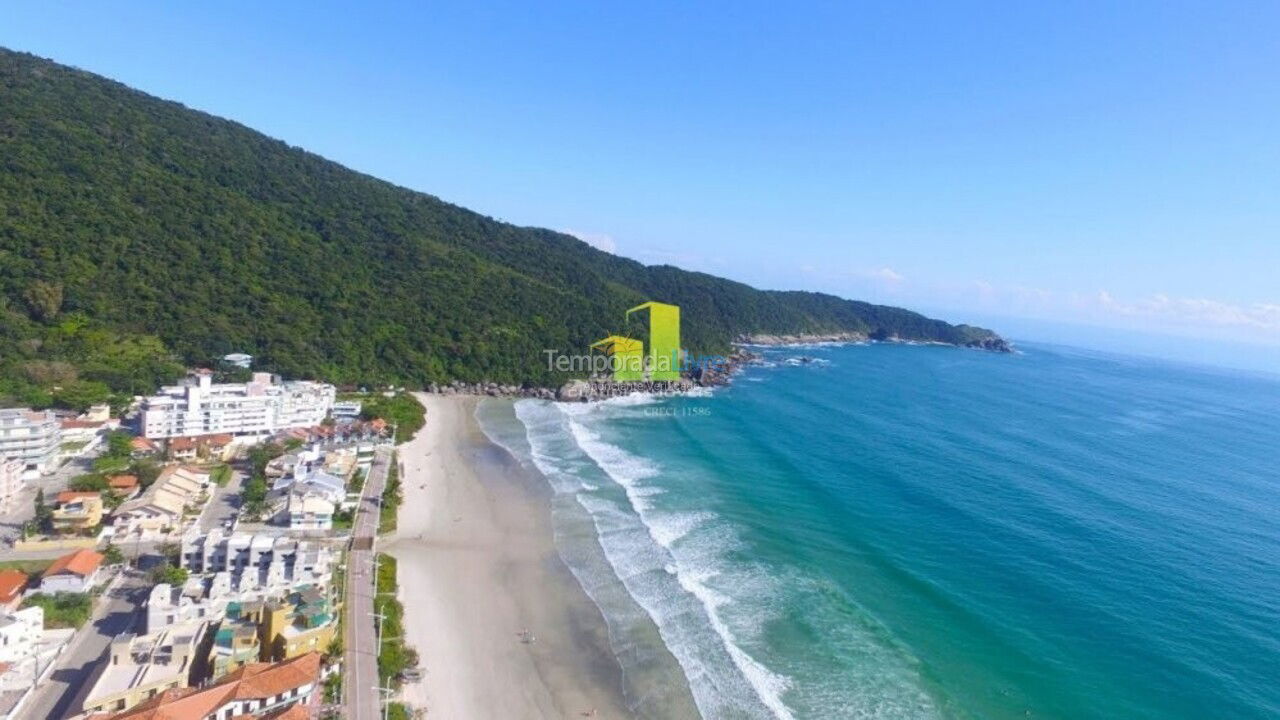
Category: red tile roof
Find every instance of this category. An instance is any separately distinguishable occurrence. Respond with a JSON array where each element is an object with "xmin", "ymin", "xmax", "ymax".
[
  {"xmin": 55, "ymin": 490, "xmax": 101, "ymax": 504},
  {"xmin": 0, "ymin": 569, "xmax": 27, "ymax": 603},
  {"xmin": 169, "ymin": 437, "xmax": 197, "ymax": 452},
  {"xmin": 131, "ymin": 436, "xmax": 158, "ymax": 452},
  {"xmin": 60, "ymin": 419, "xmax": 105, "ymax": 429},
  {"xmin": 108, "ymin": 475, "xmax": 139, "ymax": 489},
  {"xmin": 43, "ymin": 549, "xmax": 103, "ymax": 579},
  {"xmin": 102, "ymin": 652, "xmax": 321, "ymax": 720}
]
